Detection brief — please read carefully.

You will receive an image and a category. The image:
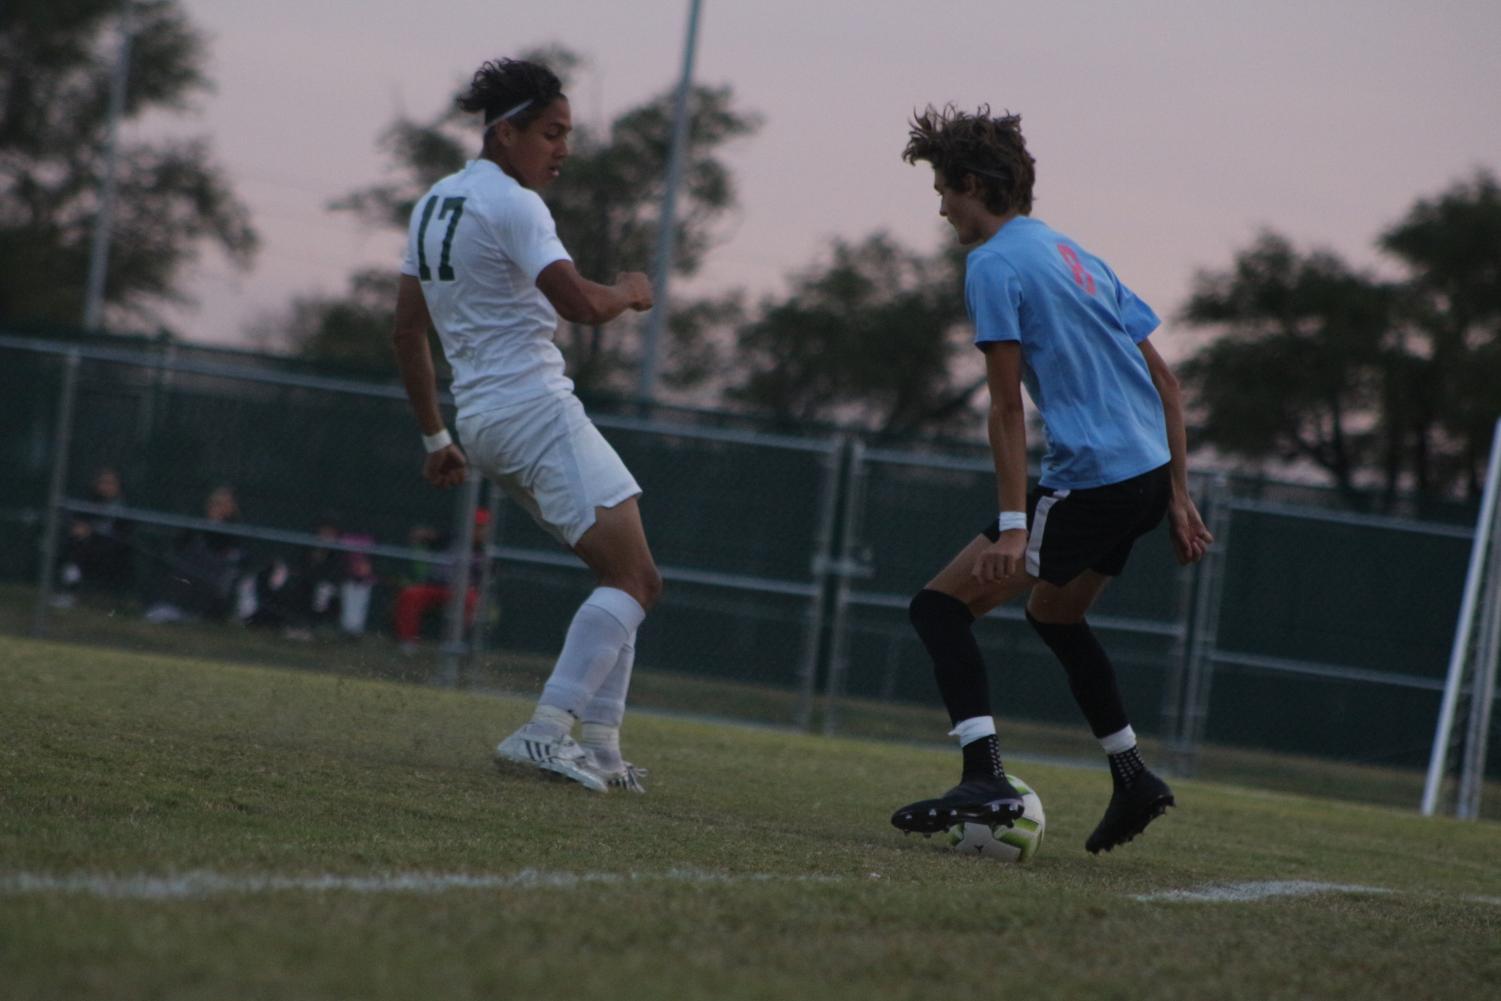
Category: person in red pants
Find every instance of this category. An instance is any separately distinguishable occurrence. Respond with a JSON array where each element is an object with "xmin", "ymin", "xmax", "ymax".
[{"xmin": 392, "ymin": 511, "xmax": 488, "ymax": 650}]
